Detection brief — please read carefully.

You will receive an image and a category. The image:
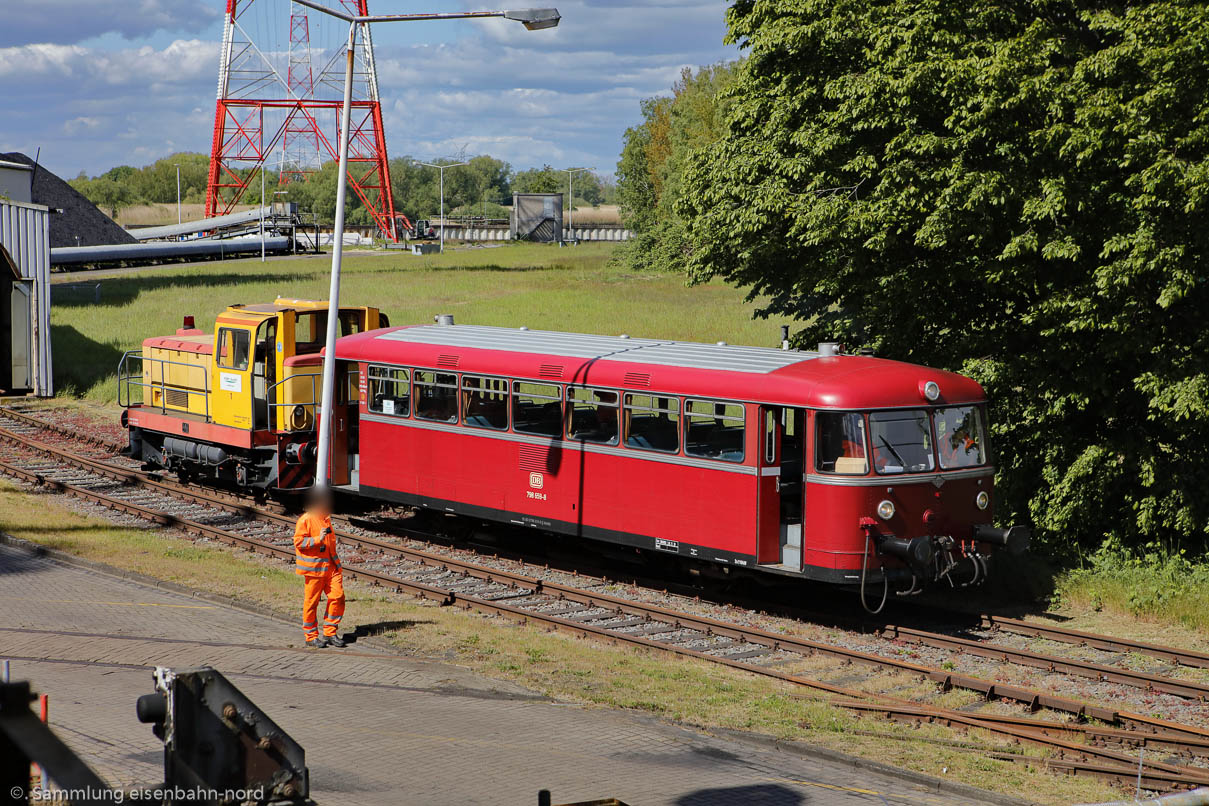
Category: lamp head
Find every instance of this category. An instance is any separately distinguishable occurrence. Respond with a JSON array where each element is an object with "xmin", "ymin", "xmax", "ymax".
[{"xmin": 504, "ymin": 8, "xmax": 560, "ymax": 30}]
